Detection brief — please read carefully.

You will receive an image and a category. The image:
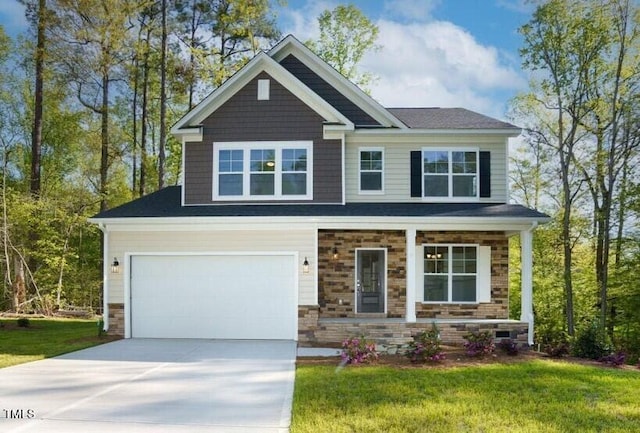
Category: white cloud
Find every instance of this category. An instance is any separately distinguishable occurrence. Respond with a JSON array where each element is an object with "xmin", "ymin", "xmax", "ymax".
[{"xmin": 361, "ymin": 19, "xmax": 526, "ymax": 116}]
